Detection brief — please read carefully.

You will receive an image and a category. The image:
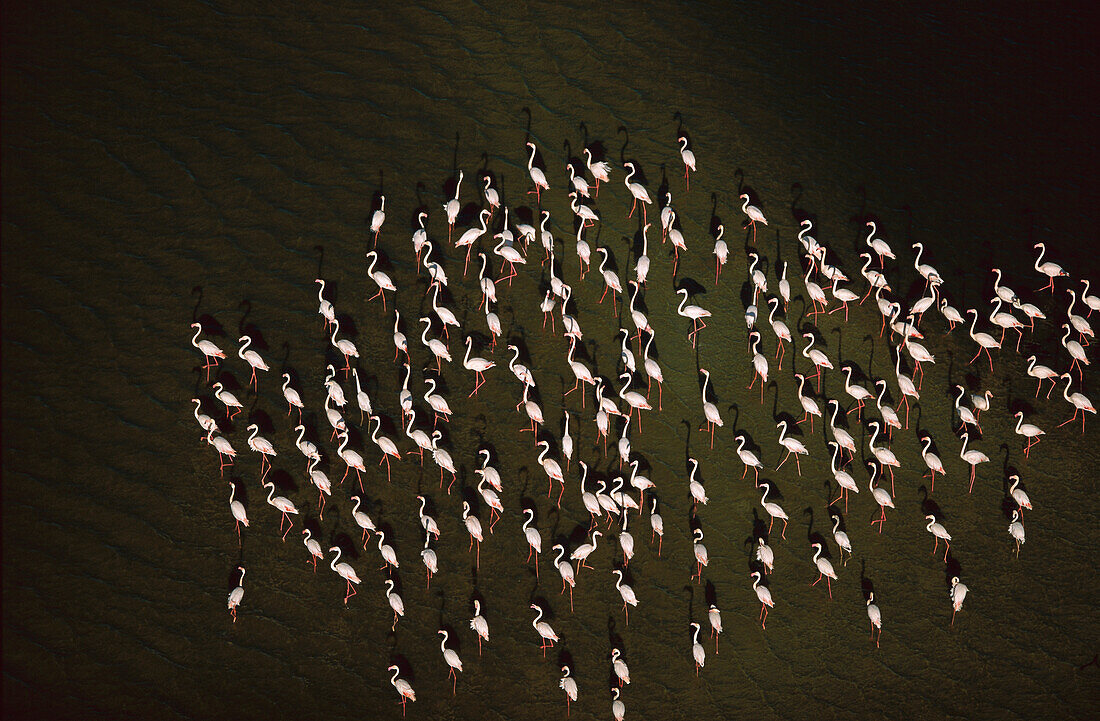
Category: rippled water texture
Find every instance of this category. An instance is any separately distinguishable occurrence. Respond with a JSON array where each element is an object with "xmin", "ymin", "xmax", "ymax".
[{"xmin": 3, "ymin": 1, "xmax": 1098, "ymax": 719}]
